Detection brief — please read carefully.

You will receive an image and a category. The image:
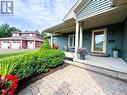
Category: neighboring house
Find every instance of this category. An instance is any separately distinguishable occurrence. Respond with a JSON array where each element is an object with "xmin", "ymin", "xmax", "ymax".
[
  {"xmin": 44, "ymin": 0, "xmax": 127, "ymax": 63},
  {"xmin": 0, "ymin": 32, "xmax": 44, "ymax": 49}
]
